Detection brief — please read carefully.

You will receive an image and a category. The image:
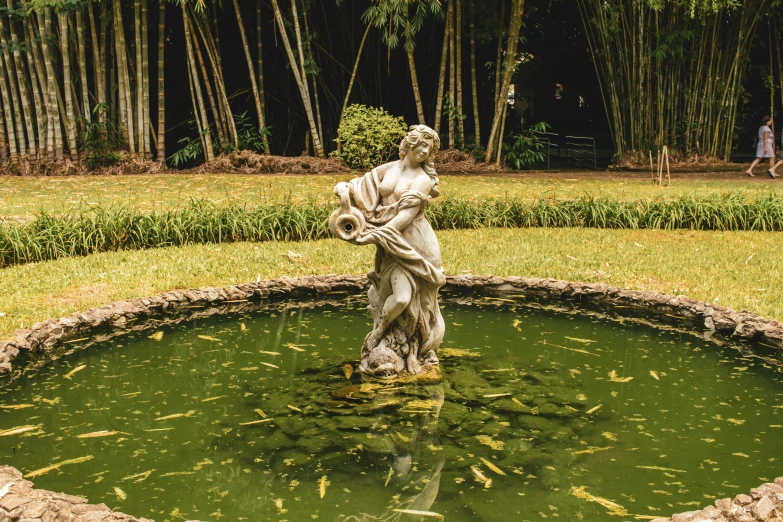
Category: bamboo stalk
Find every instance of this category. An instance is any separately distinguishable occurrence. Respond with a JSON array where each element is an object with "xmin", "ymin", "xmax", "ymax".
[
  {"xmin": 157, "ymin": 0, "xmax": 165, "ymax": 162},
  {"xmin": 433, "ymin": 2, "xmax": 450, "ymax": 136}
]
